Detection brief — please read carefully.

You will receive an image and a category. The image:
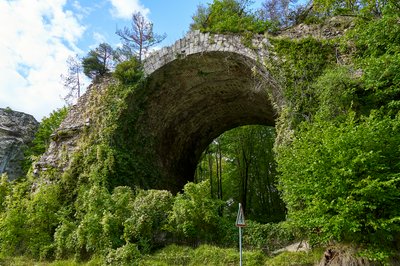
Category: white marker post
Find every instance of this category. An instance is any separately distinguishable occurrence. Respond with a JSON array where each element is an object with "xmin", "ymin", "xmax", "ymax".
[{"xmin": 235, "ymin": 203, "xmax": 246, "ymax": 266}]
